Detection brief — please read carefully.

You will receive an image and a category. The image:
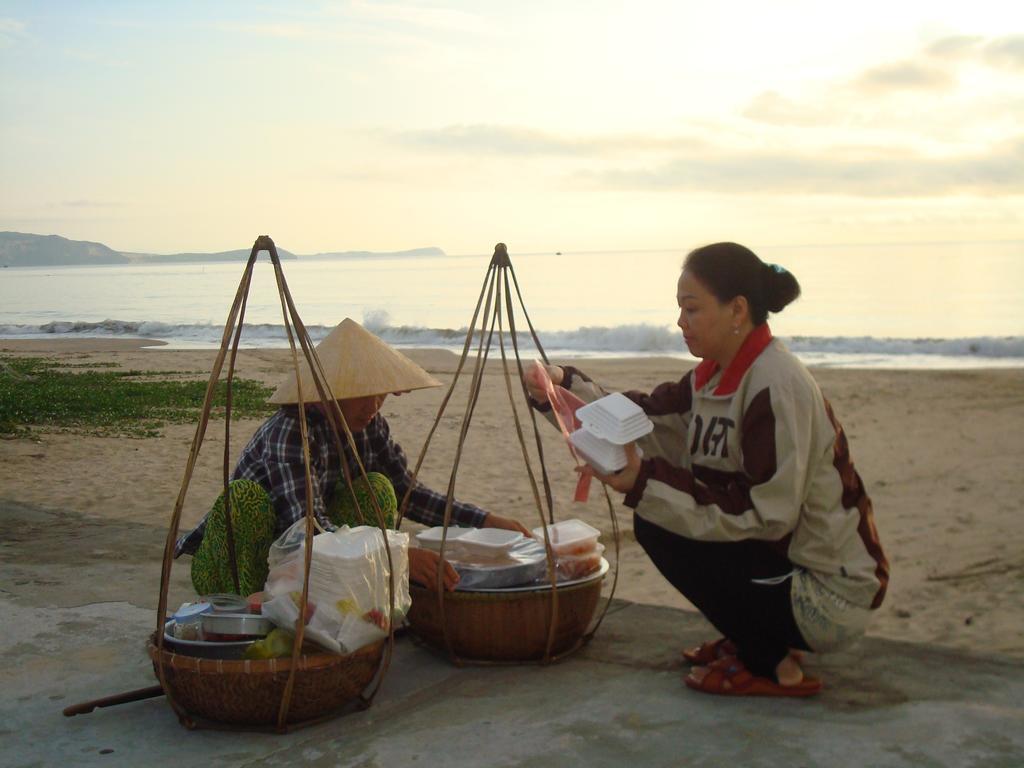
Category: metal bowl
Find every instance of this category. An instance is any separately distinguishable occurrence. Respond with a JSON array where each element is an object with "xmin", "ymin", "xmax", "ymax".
[
  {"xmin": 201, "ymin": 612, "xmax": 273, "ymax": 638},
  {"xmin": 162, "ymin": 621, "xmax": 256, "ymax": 659},
  {"xmin": 203, "ymin": 593, "xmax": 249, "ymax": 613}
]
